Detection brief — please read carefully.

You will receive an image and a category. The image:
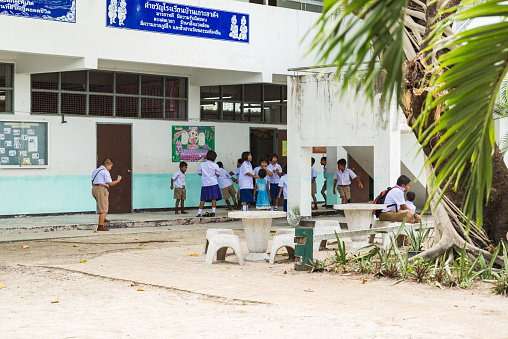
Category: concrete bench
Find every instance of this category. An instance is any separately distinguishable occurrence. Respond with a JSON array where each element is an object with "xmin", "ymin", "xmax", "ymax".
[
  {"xmin": 269, "ymin": 228, "xmax": 296, "ymax": 264},
  {"xmin": 313, "ymin": 221, "xmax": 434, "ymax": 250},
  {"xmin": 204, "ymin": 229, "xmax": 235, "ymax": 254},
  {"xmin": 313, "ymin": 220, "xmax": 342, "ymax": 252},
  {"xmin": 205, "ymin": 233, "xmax": 244, "ymax": 265}
]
